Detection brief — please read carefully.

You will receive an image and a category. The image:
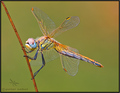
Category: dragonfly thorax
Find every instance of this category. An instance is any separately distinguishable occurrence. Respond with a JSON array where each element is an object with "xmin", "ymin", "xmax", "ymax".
[{"xmin": 36, "ymin": 36, "xmax": 55, "ymax": 50}]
